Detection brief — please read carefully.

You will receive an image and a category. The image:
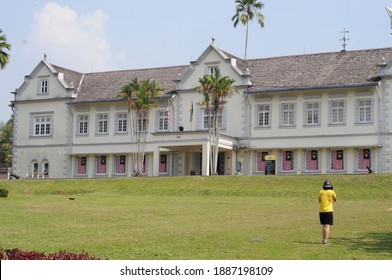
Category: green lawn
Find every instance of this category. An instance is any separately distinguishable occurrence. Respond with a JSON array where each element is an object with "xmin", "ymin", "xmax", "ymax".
[{"xmin": 0, "ymin": 174, "xmax": 391, "ymax": 260}]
